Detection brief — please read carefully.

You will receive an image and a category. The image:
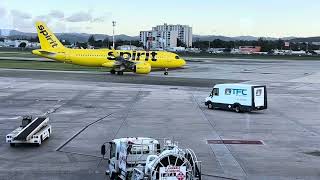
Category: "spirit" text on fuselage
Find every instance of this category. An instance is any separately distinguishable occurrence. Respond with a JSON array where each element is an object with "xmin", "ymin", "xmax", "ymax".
[{"xmin": 107, "ymin": 51, "xmax": 158, "ymax": 61}]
